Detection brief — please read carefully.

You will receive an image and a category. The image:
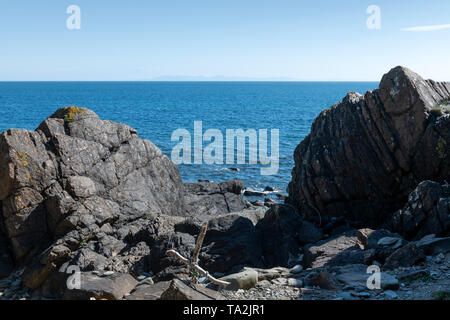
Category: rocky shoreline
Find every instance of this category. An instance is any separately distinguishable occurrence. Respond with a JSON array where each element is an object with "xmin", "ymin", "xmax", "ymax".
[{"xmin": 0, "ymin": 66, "xmax": 449, "ymax": 300}]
